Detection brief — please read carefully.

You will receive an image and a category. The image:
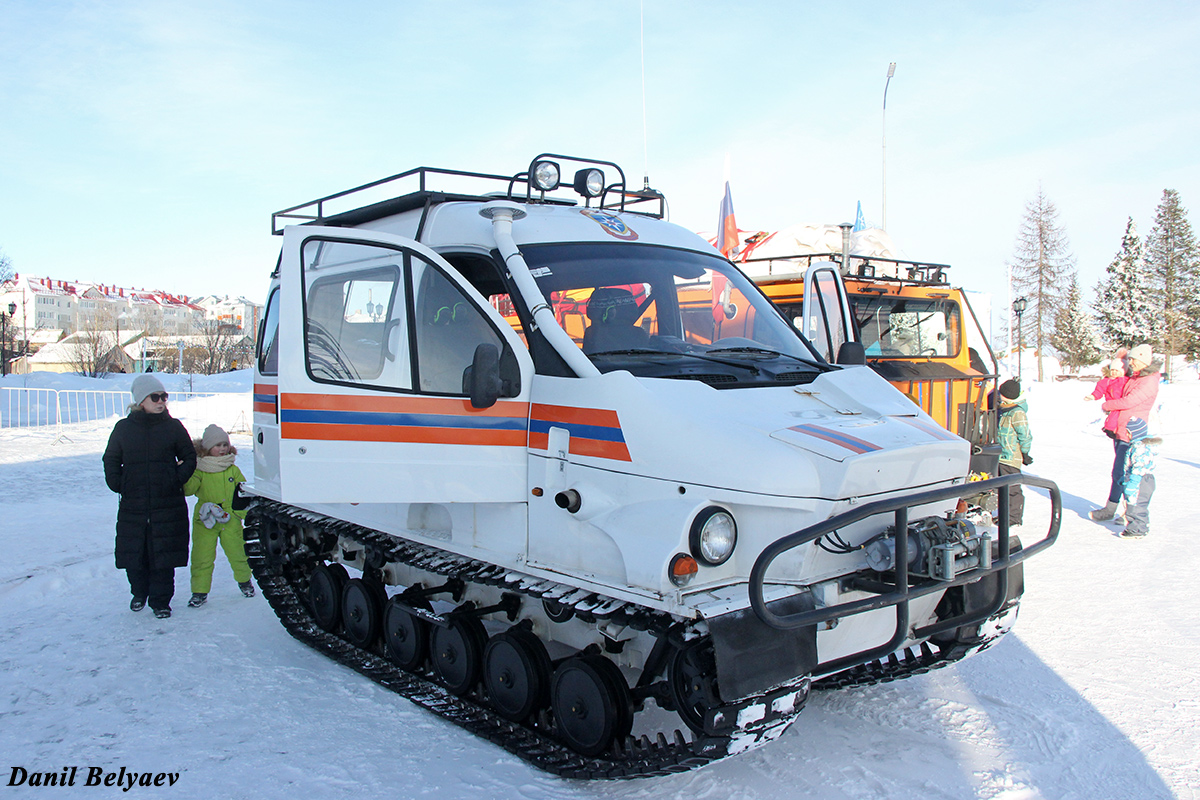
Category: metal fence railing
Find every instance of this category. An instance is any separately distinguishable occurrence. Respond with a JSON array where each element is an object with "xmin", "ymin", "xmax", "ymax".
[{"xmin": 1, "ymin": 388, "xmax": 252, "ymax": 444}]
